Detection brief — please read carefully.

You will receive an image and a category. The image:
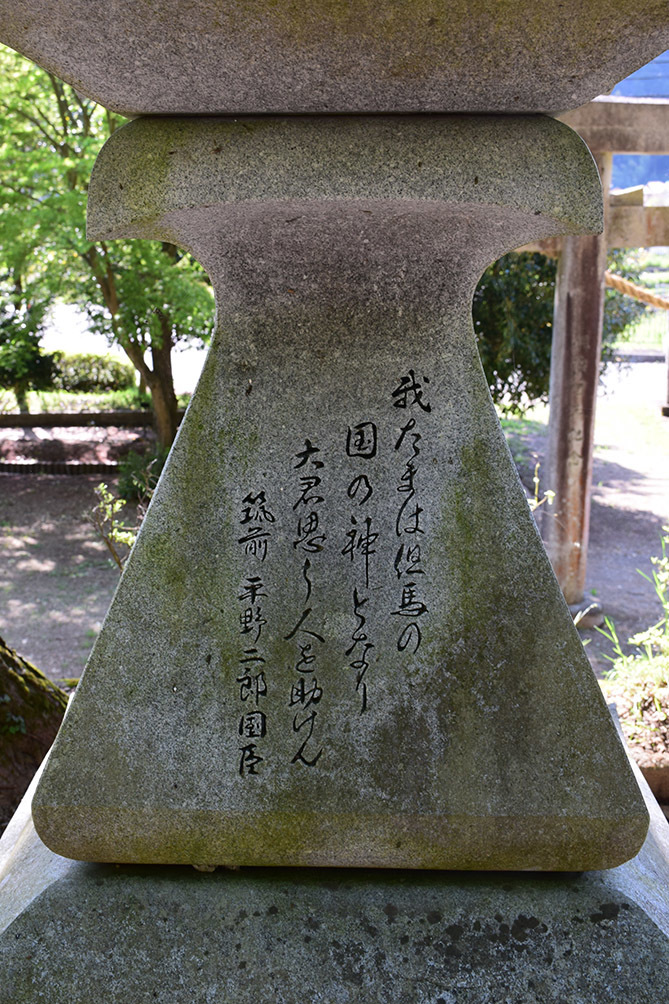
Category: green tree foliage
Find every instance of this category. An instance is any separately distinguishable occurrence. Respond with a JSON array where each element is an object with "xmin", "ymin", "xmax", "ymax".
[
  {"xmin": 473, "ymin": 249, "xmax": 646, "ymax": 412},
  {"xmin": 0, "ymin": 284, "xmax": 55, "ymax": 410},
  {"xmin": 603, "ymin": 249, "xmax": 648, "ymax": 350},
  {"xmin": 473, "ymin": 252, "xmax": 555, "ymax": 411},
  {"xmin": 52, "ymin": 353, "xmax": 136, "ymax": 393},
  {"xmin": 0, "ymin": 45, "xmax": 214, "ymax": 445}
]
